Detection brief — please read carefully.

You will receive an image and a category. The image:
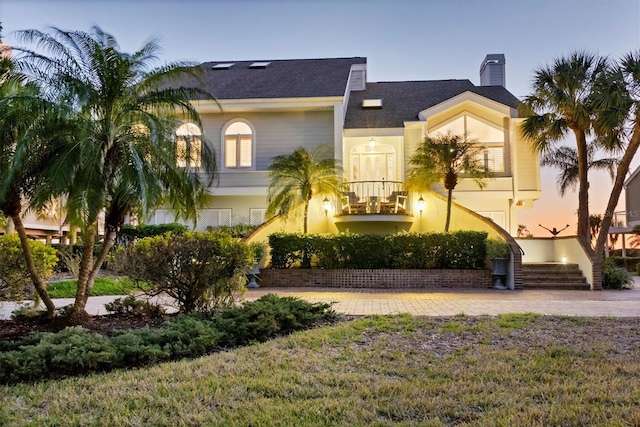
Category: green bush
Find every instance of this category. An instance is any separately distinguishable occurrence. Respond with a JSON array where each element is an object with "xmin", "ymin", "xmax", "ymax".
[
  {"xmin": 104, "ymin": 295, "xmax": 165, "ymax": 317},
  {"xmin": 608, "ymin": 256, "xmax": 640, "ymax": 273},
  {"xmin": 213, "ymin": 294, "xmax": 336, "ymax": 346},
  {"xmin": 207, "ymin": 224, "xmax": 259, "ymax": 239},
  {"xmin": 0, "ymin": 234, "xmax": 58, "ymax": 300},
  {"xmin": 268, "ymin": 231, "xmax": 488, "ymax": 269},
  {"xmin": 0, "ymin": 294, "xmax": 336, "ymax": 384},
  {"xmin": 115, "ymin": 223, "xmax": 188, "ymax": 247},
  {"xmin": 602, "ymin": 258, "xmax": 634, "ymax": 289},
  {"xmin": 113, "ymin": 231, "xmax": 254, "ymax": 312}
]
